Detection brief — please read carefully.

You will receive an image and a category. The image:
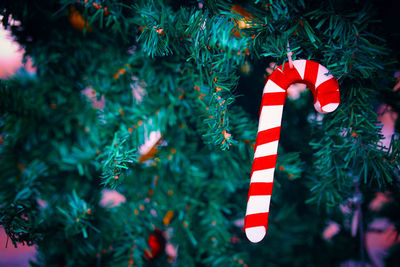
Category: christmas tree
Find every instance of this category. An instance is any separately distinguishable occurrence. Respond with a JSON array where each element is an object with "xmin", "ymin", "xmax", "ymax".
[{"xmin": 1, "ymin": 0, "xmax": 399, "ymax": 266}]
